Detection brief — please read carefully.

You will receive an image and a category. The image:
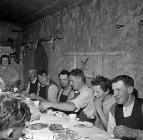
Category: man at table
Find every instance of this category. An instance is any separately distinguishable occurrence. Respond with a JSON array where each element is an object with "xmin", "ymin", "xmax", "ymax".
[
  {"xmin": 23, "ymin": 68, "xmax": 39, "ymax": 99},
  {"xmin": 40, "ymin": 68, "xmax": 95, "ymax": 123},
  {"xmin": 37, "ymin": 71, "xmax": 59, "ymax": 102},
  {"xmin": 107, "ymin": 75, "xmax": 143, "ymax": 140},
  {"xmin": 57, "ymin": 69, "xmax": 75, "ymax": 102}
]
